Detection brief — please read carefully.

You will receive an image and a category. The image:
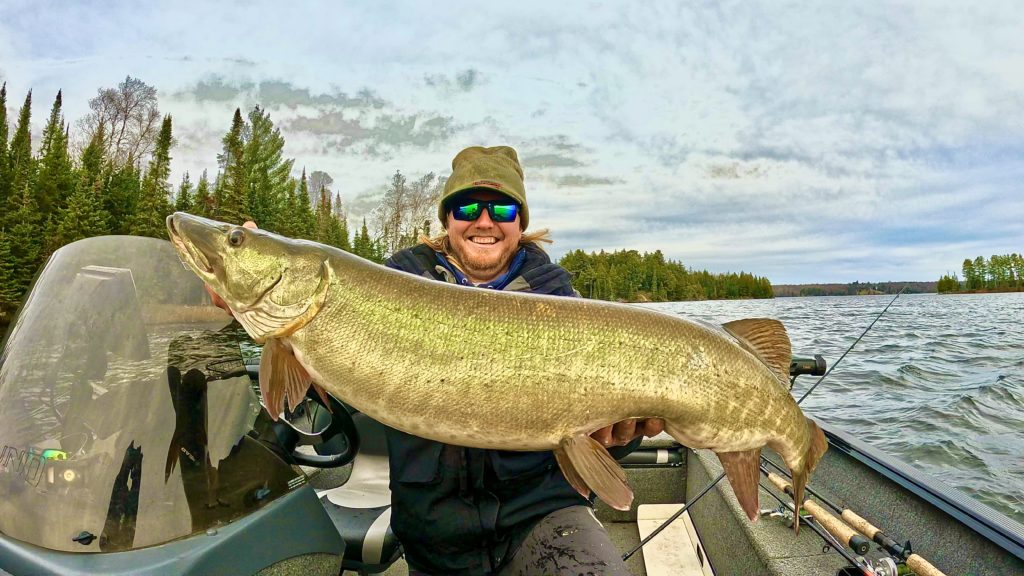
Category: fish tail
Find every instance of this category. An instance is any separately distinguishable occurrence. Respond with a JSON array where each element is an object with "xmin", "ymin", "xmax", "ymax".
[{"xmin": 789, "ymin": 418, "xmax": 828, "ymax": 534}]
